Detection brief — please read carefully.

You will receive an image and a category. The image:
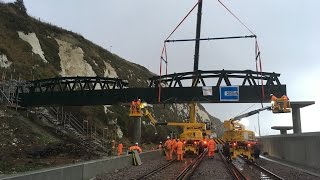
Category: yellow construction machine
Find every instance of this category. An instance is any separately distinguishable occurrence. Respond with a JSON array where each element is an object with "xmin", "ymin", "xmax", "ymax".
[
  {"xmin": 223, "ymin": 106, "xmax": 271, "ymax": 161},
  {"xmin": 129, "ymin": 101, "xmax": 211, "ymax": 155},
  {"xmin": 223, "ymin": 95, "xmax": 291, "ymax": 161}
]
